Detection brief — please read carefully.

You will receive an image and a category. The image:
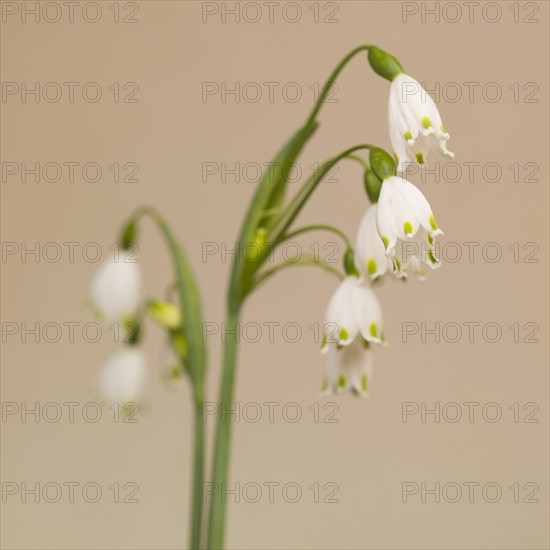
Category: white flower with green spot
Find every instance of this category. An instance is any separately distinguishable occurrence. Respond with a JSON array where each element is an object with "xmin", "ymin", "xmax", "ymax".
[
  {"xmin": 322, "ymin": 276, "xmax": 385, "ymax": 353},
  {"xmin": 90, "ymin": 251, "xmax": 141, "ymax": 323},
  {"xmin": 389, "ymin": 74, "xmax": 454, "ymax": 171},
  {"xmin": 98, "ymin": 347, "xmax": 146, "ymax": 406},
  {"xmin": 355, "ymin": 204, "xmax": 400, "ymax": 281},
  {"xmin": 321, "ymin": 337, "xmax": 374, "ymax": 397},
  {"xmin": 376, "ymin": 176, "xmax": 442, "ymax": 272}
]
